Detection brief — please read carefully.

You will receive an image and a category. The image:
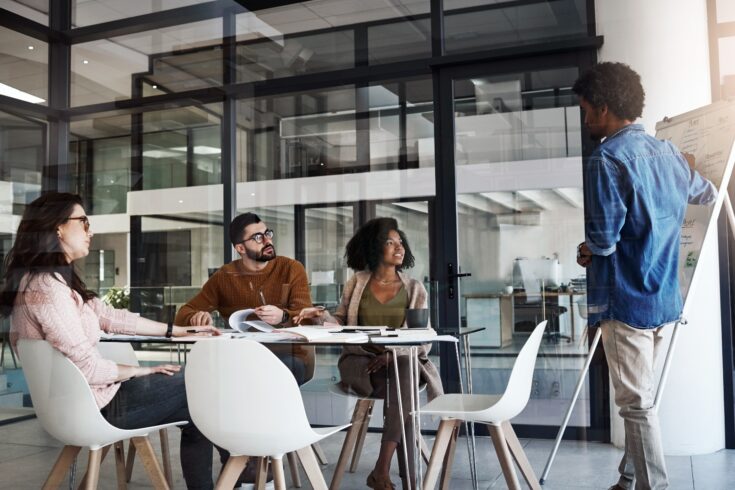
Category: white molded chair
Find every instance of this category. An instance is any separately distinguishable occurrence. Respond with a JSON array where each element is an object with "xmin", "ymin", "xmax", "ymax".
[
  {"xmin": 185, "ymin": 339, "xmax": 350, "ymax": 490},
  {"xmin": 96, "ymin": 342, "xmax": 175, "ymax": 486},
  {"xmin": 420, "ymin": 321, "xmax": 547, "ymax": 490},
  {"xmin": 17, "ymin": 339, "xmax": 186, "ymax": 489}
]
